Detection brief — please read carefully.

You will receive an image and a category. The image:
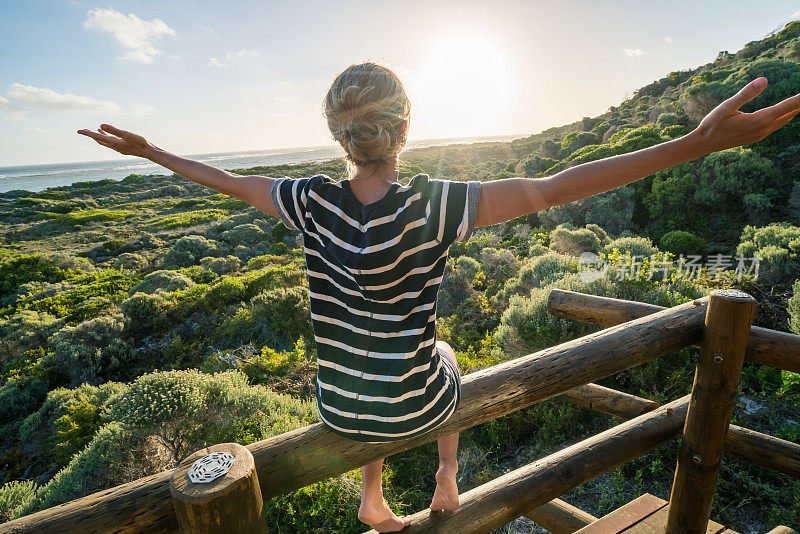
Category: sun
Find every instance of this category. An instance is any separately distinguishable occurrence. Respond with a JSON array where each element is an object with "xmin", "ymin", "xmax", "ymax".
[{"xmin": 409, "ymin": 31, "xmax": 512, "ymax": 138}]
